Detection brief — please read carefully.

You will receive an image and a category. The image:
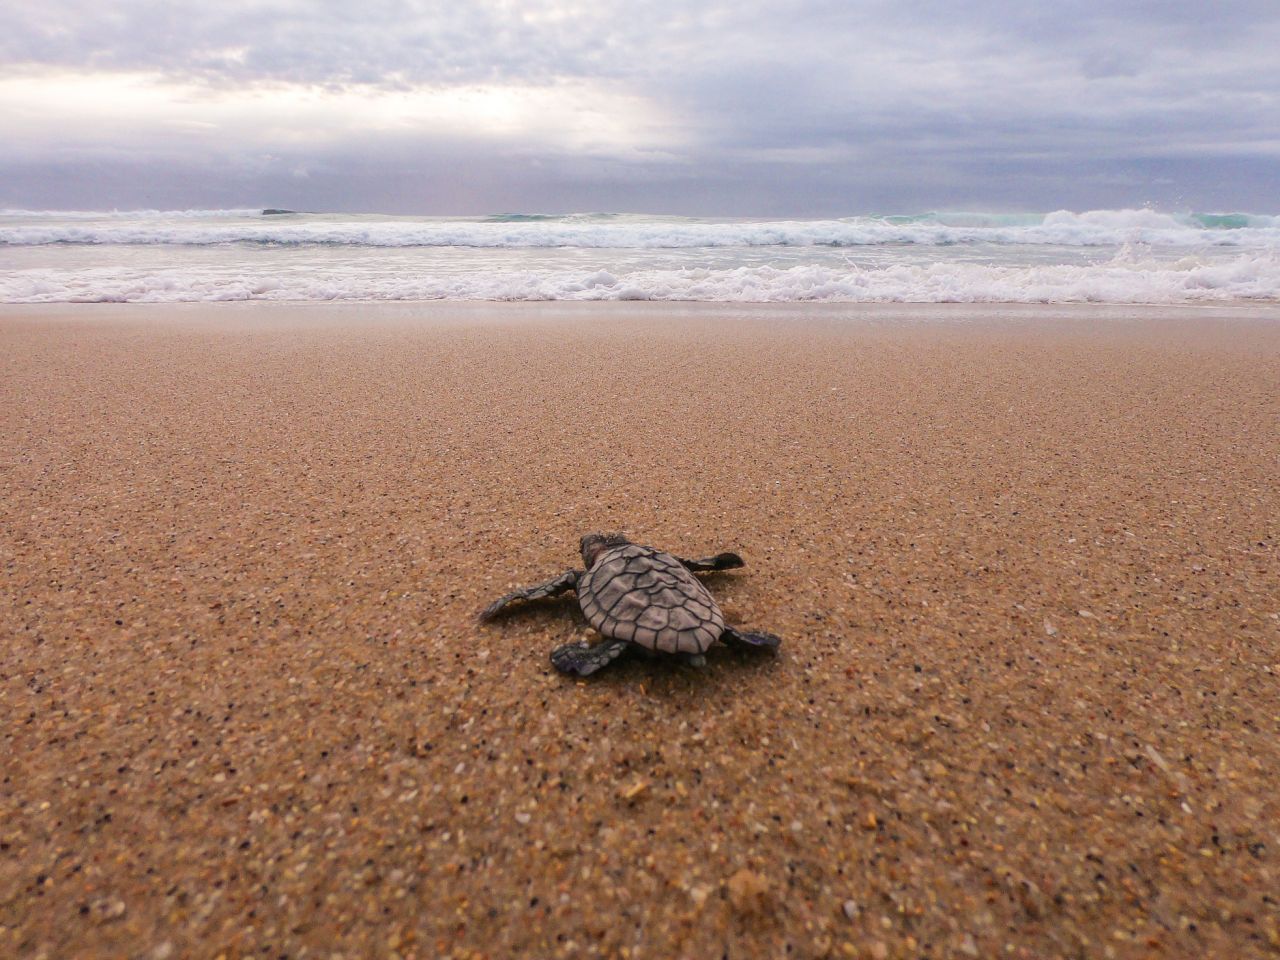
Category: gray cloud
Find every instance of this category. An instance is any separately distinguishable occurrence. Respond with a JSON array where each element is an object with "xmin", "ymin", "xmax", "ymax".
[{"xmin": 2, "ymin": 0, "xmax": 1278, "ymax": 213}]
